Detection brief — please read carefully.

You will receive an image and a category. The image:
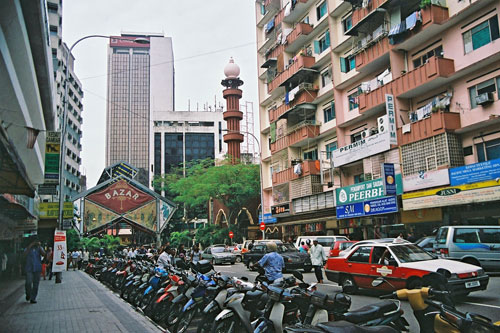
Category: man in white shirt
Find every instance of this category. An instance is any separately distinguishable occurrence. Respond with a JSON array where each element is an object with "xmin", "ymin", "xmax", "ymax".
[
  {"xmin": 310, "ymin": 239, "xmax": 326, "ymax": 283},
  {"xmin": 127, "ymin": 249, "xmax": 135, "ymax": 259},
  {"xmin": 157, "ymin": 246, "xmax": 172, "ymax": 270}
]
